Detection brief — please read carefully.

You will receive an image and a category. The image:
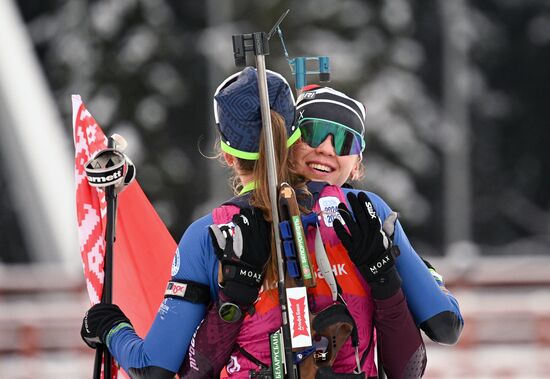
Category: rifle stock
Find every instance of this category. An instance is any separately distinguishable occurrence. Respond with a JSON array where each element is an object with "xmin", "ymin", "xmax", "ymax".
[{"xmin": 278, "ymin": 183, "xmax": 316, "ymax": 288}]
